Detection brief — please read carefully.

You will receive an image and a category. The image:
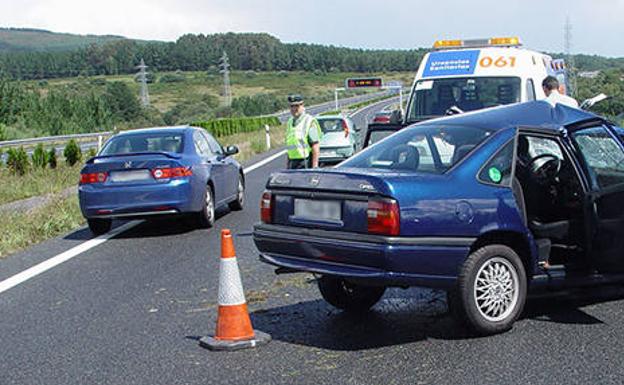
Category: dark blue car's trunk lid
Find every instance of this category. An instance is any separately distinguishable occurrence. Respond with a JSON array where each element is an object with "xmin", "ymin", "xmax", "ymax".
[{"xmin": 267, "ymin": 168, "xmax": 400, "ymax": 234}]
